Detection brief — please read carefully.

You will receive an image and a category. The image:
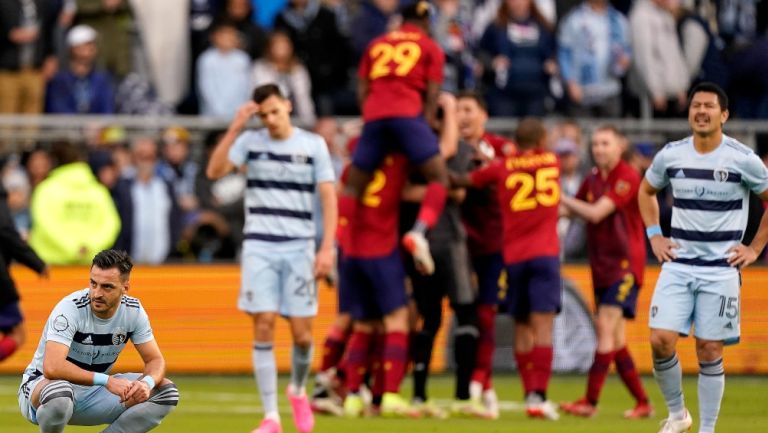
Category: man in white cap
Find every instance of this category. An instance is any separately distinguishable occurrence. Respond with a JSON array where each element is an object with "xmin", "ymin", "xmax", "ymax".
[{"xmin": 46, "ymin": 24, "xmax": 115, "ymax": 114}]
